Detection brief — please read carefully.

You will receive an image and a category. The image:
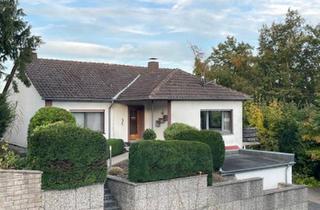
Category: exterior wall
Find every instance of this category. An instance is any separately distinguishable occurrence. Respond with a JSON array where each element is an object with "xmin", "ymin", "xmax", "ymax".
[
  {"xmin": 0, "ymin": 169, "xmax": 42, "ymax": 210},
  {"xmin": 111, "ymin": 103, "xmax": 128, "ymax": 141},
  {"xmin": 144, "ymin": 100, "xmax": 168, "ymax": 140},
  {"xmin": 52, "ymin": 101, "xmax": 111, "ymax": 139},
  {"xmin": 113, "ymin": 101, "xmax": 169, "ymax": 142},
  {"xmin": 4, "ymin": 84, "xmax": 244, "ymax": 146},
  {"xmin": 171, "ymin": 101, "xmax": 243, "ymax": 147},
  {"xmin": 107, "ymin": 175, "xmax": 308, "ymax": 210},
  {"xmin": 235, "ymin": 165, "xmax": 292, "ymax": 190},
  {"xmin": 5, "ymin": 81, "xmax": 44, "ymax": 147},
  {"xmin": 42, "ymin": 184, "xmax": 104, "ymax": 210}
]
